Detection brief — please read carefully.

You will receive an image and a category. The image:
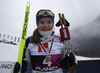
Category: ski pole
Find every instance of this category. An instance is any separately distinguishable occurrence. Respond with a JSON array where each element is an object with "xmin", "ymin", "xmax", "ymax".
[
  {"xmin": 58, "ymin": 13, "xmax": 76, "ymax": 73},
  {"xmin": 58, "ymin": 13, "xmax": 71, "ymax": 73},
  {"xmin": 62, "ymin": 14, "xmax": 76, "ymax": 73}
]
